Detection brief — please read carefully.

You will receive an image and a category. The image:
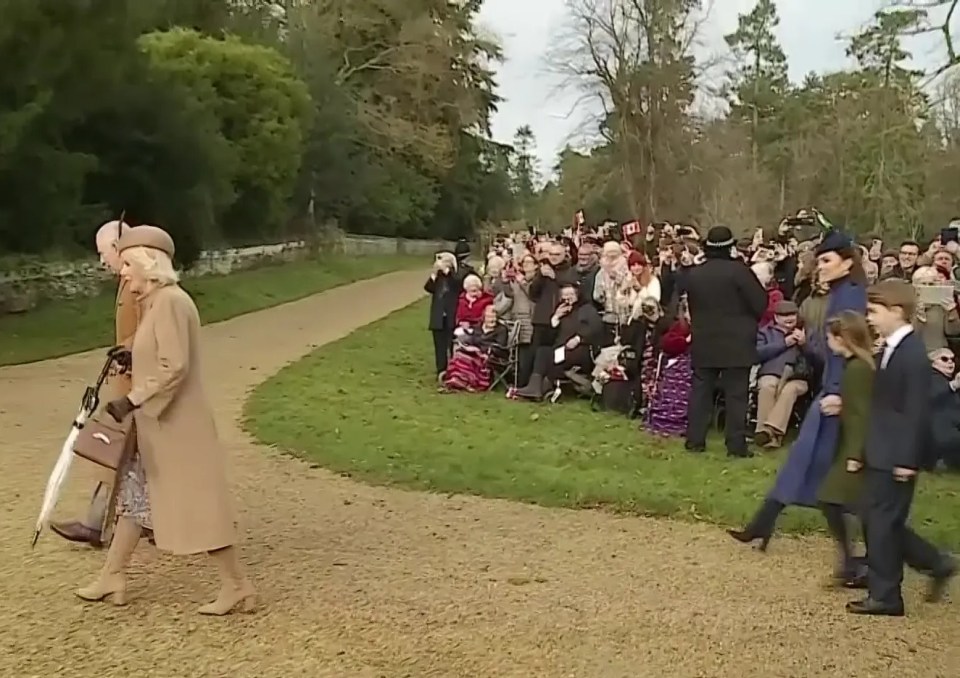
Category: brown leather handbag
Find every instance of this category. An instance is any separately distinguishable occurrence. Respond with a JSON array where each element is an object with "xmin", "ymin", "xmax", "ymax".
[{"xmin": 73, "ymin": 416, "xmax": 132, "ymax": 470}]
